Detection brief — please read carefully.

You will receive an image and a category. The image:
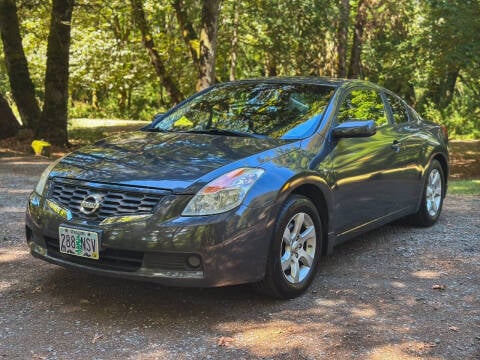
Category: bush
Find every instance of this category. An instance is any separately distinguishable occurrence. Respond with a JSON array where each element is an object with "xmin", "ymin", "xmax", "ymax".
[{"xmin": 423, "ymin": 100, "xmax": 480, "ymax": 139}]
